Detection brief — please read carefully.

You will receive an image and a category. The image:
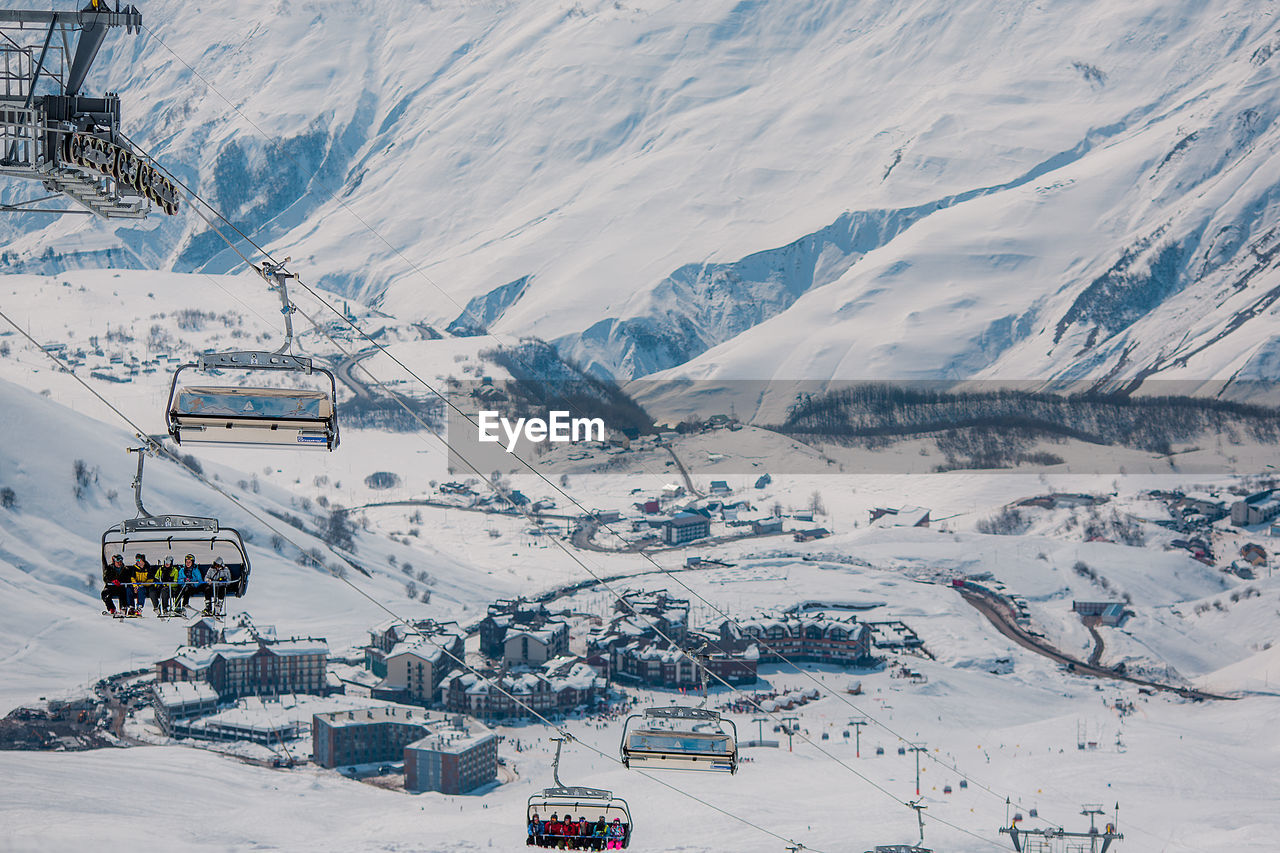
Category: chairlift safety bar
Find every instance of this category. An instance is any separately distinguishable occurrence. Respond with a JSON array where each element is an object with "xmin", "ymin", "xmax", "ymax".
[
  {"xmin": 119, "ymin": 515, "xmax": 218, "ymax": 534},
  {"xmin": 538, "ymin": 786, "xmax": 617, "ymax": 800},
  {"xmin": 196, "ymin": 351, "xmax": 314, "ymax": 373},
  {"xmin": 642, "ymin": 707, "xmax": 723, "ymax": 722}
]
